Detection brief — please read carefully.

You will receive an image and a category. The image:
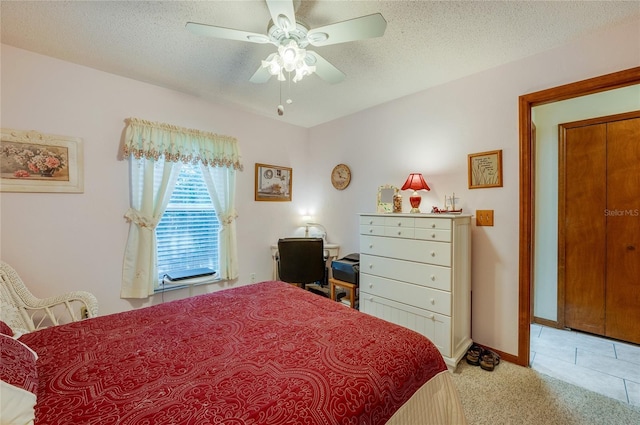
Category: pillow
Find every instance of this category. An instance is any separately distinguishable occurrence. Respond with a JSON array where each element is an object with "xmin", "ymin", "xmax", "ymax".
[
  {"xmin": 0, "ymin": 334, "xmax": 37, "ymax": 425},
  {"xmin": 0, "ymin": 321, "xmax": 13, "ymax": 337}
]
